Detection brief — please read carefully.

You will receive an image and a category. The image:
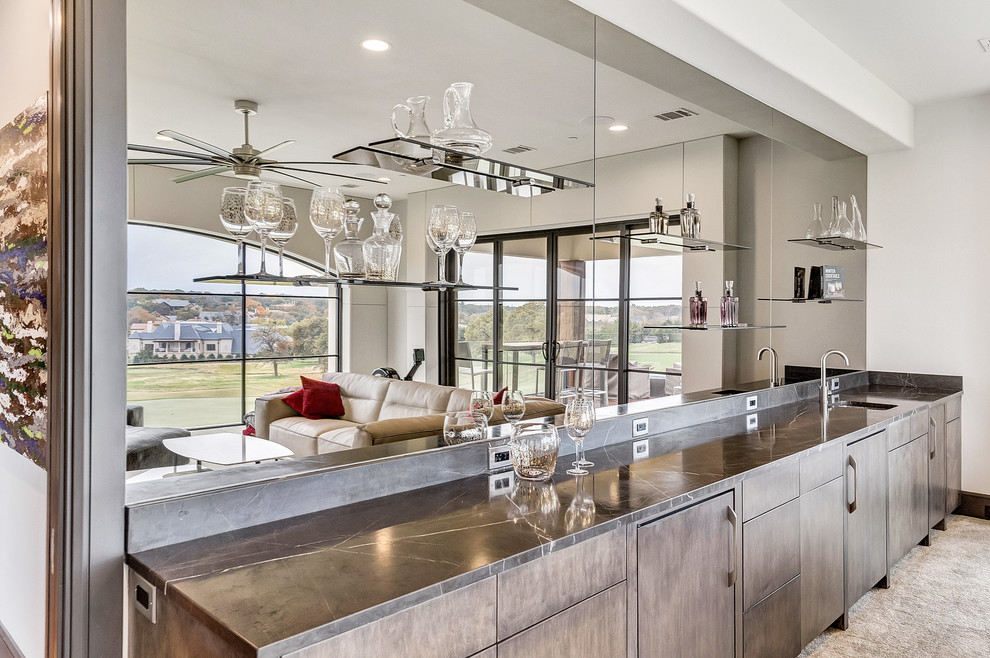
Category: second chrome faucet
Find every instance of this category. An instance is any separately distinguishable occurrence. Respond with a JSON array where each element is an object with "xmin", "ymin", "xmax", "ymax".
[
  {"xmin": 820, "ymin": 350, "xmax": 850, "ymax": 415},
  {"xmin": 758, "ymin": 347, "xmax": 780, "ymax": 387}
]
